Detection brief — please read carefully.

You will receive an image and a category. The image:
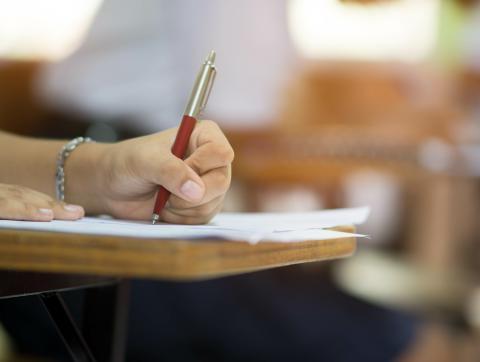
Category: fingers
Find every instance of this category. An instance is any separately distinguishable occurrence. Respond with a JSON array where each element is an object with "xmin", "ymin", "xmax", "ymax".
[
  {"xmin": 151, "ymin": 121, "xmax": 232, "ymax": 221},
  {"xmin": 158, "ymin": 166, "xmax": 230, "ymax": 224},
  {"xmin": 103, "ymin": 120, "xmax": 233, "ymax": 223},
  {"xmin": 0, "ymin": 199, "xmax": 55, "ymax": 221},
  {"xmin": 167, "ymin": 195, "xmax": 224, "ymax": 217},
  {"xmin": 137, "ymin": 120, "xmax": 232, "ymax": 205},
  {"xmin": 161, "ymin": 196, "xmax": 224, "ymax": 224},
  {"xmin": 49, "ymin": 202, "xmax": 85, "ymax": 221},
  {"xmin": 139, "ymin": 153, "xmax": 206, "ymax": 203},
  {"xmin": 187, "ymin": 120, "xmax": 234, "ymax": 174},
  {"xmin": 0, "ymin": 184, "xmax": 84, "ymax": 222},
  {"xmin": 167, "ymin": 165, "xmax": 231, "ymax": 209}
]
